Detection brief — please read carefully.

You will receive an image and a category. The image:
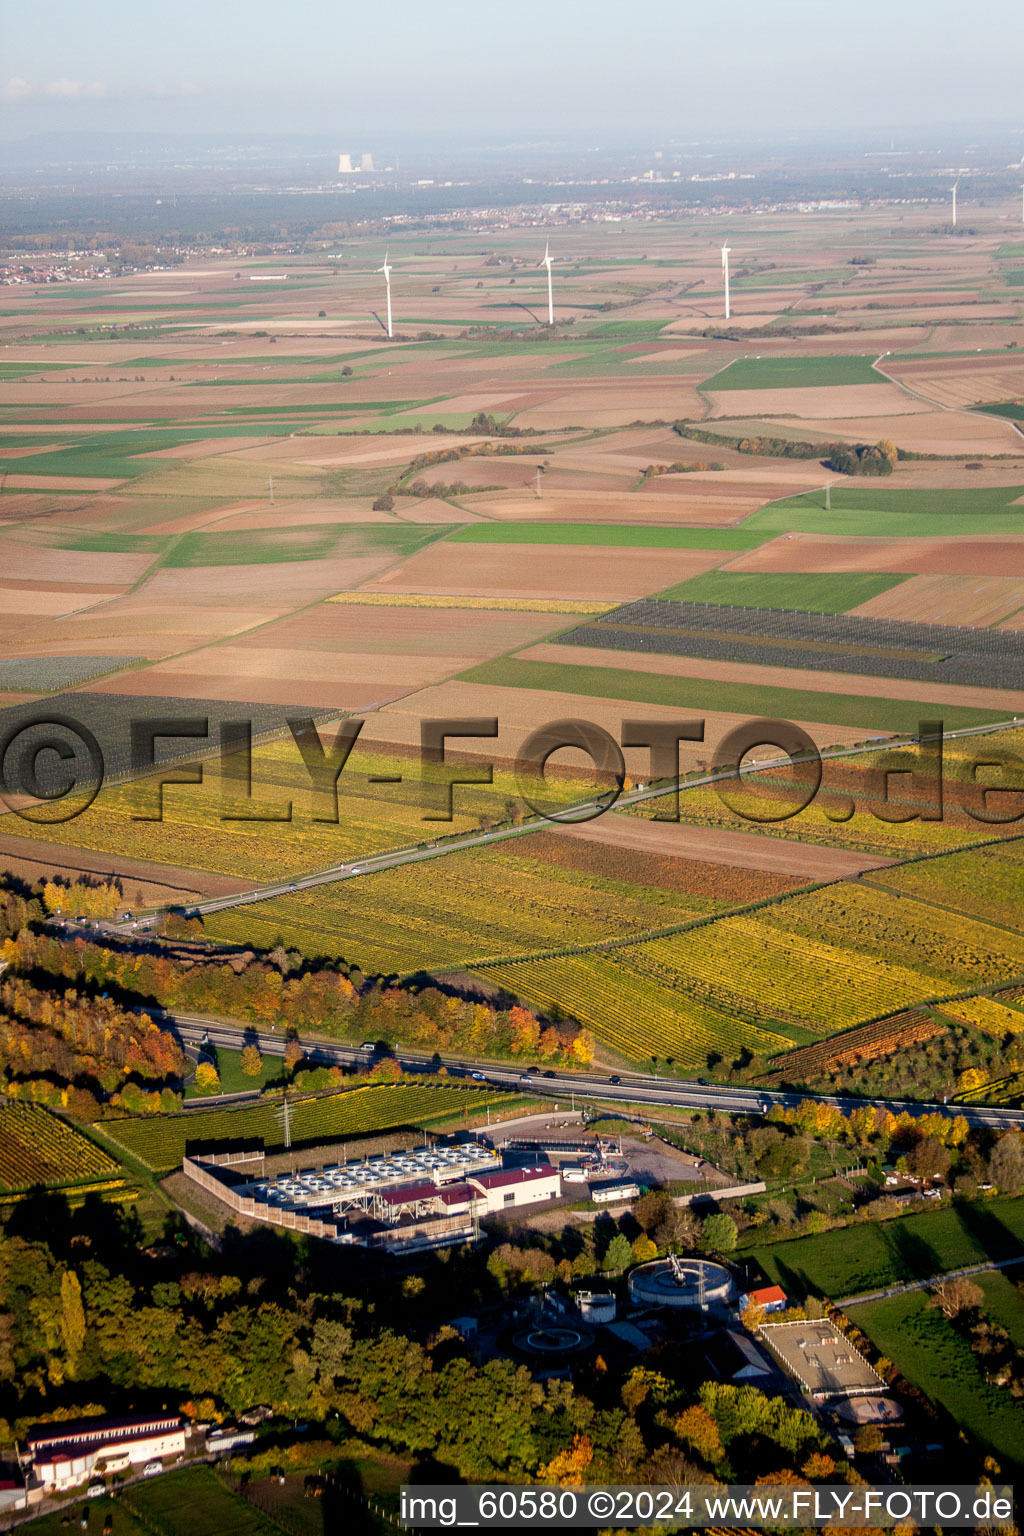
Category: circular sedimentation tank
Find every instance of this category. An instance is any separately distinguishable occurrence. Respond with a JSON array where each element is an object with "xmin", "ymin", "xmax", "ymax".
[
  {"xmin": 510, "ymin": 1319, "xmax": 596, "ymax": 1360},
  {"xmin": 627, "ymin": 1256, "xmax": 735, "ymax": 1310}
]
